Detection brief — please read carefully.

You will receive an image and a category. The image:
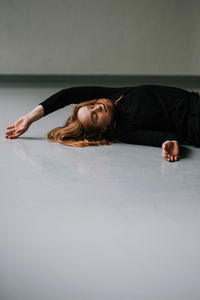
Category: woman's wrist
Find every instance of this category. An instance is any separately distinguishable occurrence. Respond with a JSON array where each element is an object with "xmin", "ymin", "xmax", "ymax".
[{"xmin": 26, "ymin": 105, "xmax": 44, "ymax": 124}]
